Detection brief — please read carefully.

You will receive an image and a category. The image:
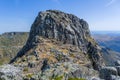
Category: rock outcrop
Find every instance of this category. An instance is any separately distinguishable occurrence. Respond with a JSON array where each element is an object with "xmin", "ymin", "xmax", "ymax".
[
  {"xmin": 99, "ymin": 65, "xmax": 120, "ymax": 80},
  {"xmin": 115, "ymin": 60, "xmax": 120, "ymax": 66},
  {"xmin": 8, "ymin": 10, "xmax": 106, "ymax": 80},
  {"xmin": 0, "ymin": 64, "xmax": 22, "ymax": 80},
  {"xmin": 10, "ymin": 10, "xmax": 104, "ymax": 70},
  {"xmin": 99, "ymin": 60, "xmax": 120, "ymax": 80}
]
